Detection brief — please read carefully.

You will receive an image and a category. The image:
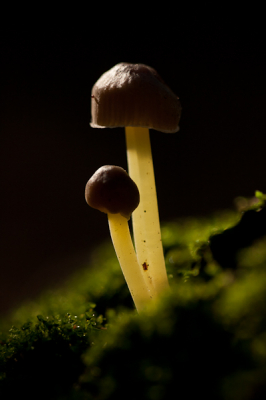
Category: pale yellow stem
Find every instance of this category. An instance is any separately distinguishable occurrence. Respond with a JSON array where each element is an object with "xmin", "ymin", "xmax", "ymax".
[
  {"xmin": 125, "ymin": 127, "xmax": 169, "ymax": 296},
  {"xmin": 108, "ymin": 213, "xmax": 152, "ymax": 312}
]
